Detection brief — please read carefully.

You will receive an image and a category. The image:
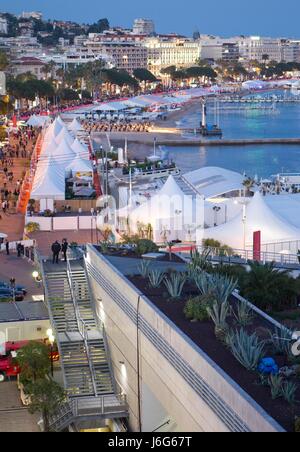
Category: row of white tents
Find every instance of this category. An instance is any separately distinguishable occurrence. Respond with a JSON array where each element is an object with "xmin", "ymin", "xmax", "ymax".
[
  {"xmin": 31, "ymin": 117, "xmax": 92, "ymax": 201},
  {"xmin": 123, "ymin": 174, "xmax": 300, "ymax": 250}
]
